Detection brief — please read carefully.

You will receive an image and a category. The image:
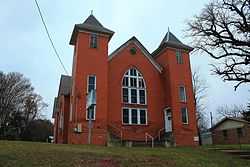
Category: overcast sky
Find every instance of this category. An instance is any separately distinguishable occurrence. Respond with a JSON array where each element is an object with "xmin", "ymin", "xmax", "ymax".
[{"xmin": 0, "ymin": 0, "xmax": 249, "ymax": 125}]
